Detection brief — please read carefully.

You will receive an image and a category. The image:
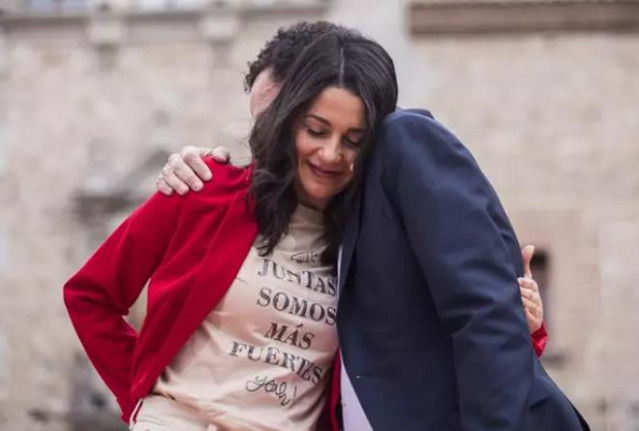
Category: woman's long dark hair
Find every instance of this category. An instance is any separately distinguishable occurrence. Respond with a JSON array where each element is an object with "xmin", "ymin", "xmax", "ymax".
[{"xmin": 248, "ymin": 27, "xmax": 398, "ymax": 267}]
